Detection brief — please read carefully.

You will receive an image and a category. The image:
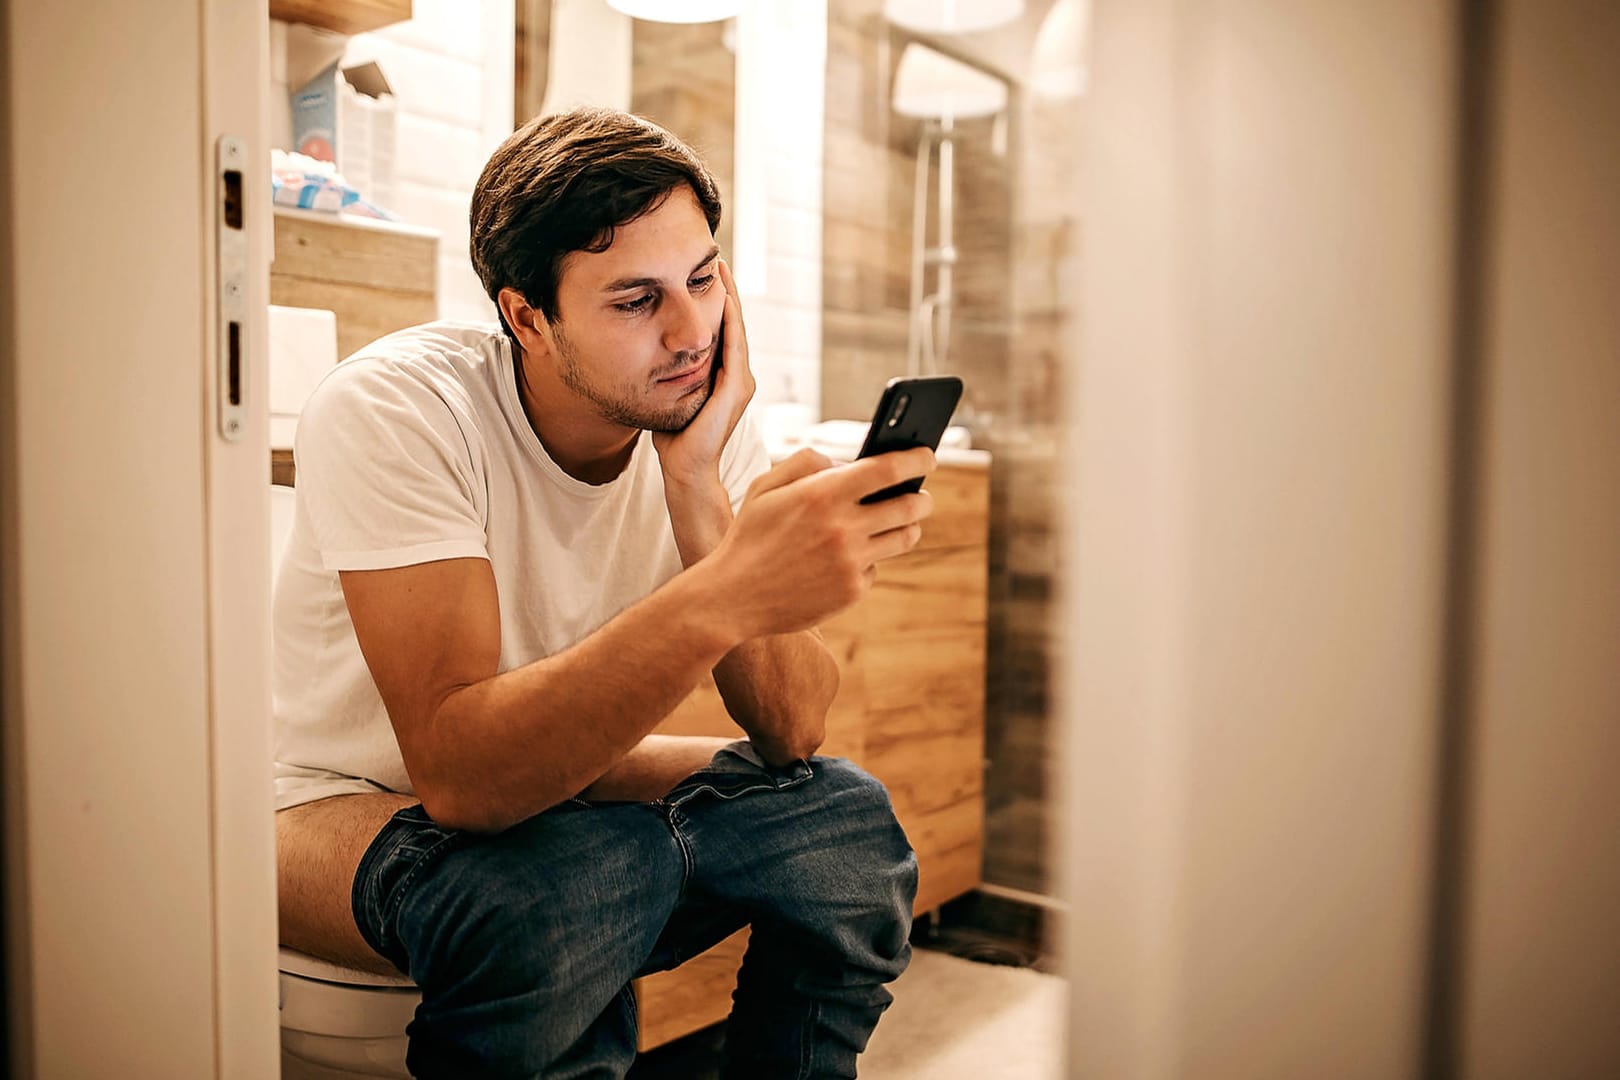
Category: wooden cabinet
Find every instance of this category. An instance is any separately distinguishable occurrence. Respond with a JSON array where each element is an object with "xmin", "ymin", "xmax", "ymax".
[
  {"xmin": 271, "ymin": 207, "xmax": 438, "ymax": 362},
  {"xmin": 636, "ymin": 458, "xmax": 990, "ymax": 1049}
]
